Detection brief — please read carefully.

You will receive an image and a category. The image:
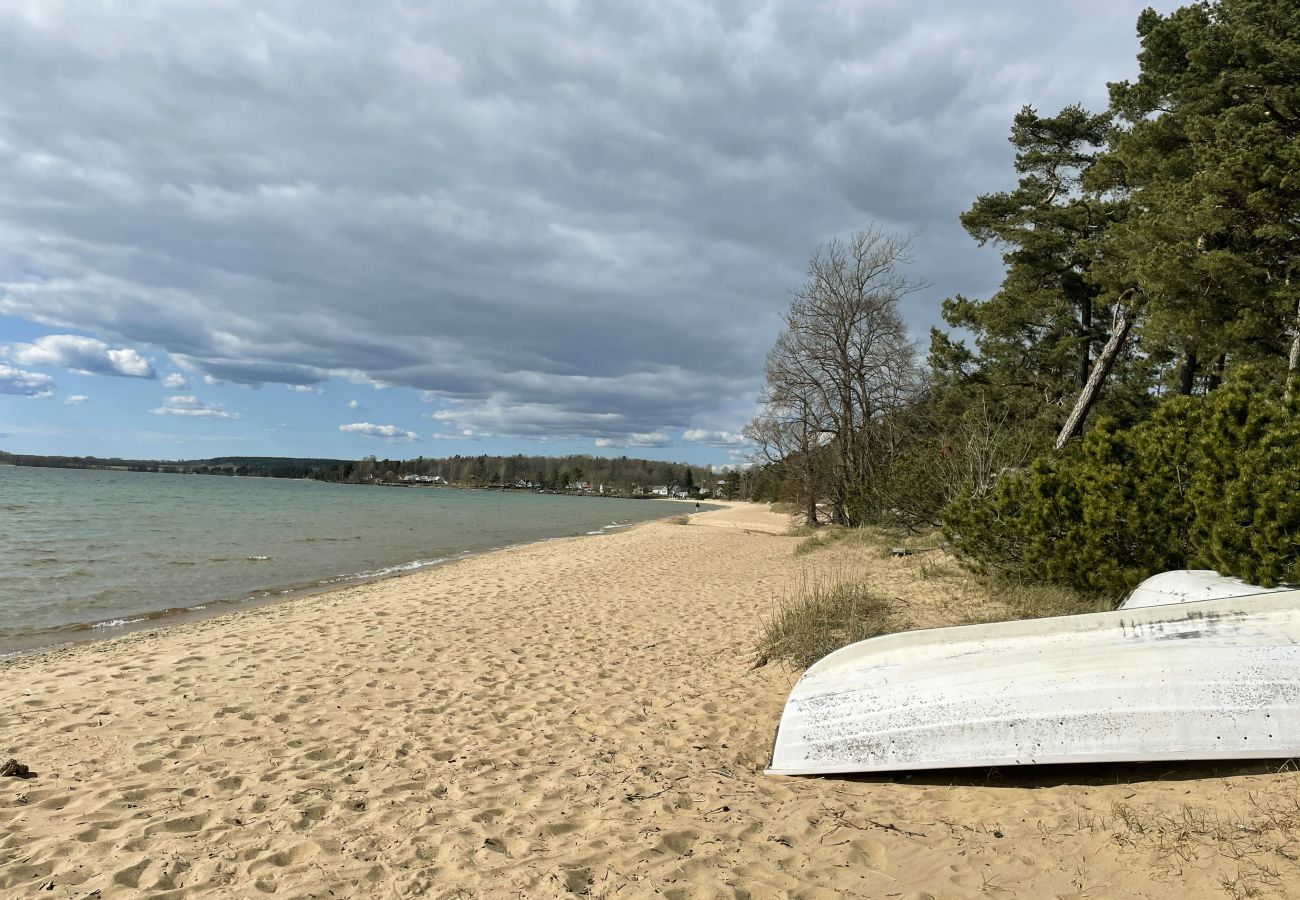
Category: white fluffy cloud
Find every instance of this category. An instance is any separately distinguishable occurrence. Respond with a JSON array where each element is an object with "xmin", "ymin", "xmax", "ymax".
[
  {"xmin": 0, "ymin": 364, "xmax": 55, "ymax": 398},
  {"xmin": 682, "ymin": 429, "xmax": 748, "ymax": 447},
  {"xmin": 339, "ymin": 422, "xmax": 418, "ymax": 440},
  {"xmin": 594, "ymin": 432, "xmax": 672, "ymax": 449},
  {"xmin": 8, "ymin": 334, "xmax": 154, "ymax": 378},
  {"xmin": 162, "ymin": 373, "xmax": 189, "ymax": 389},
  {"xmin": 287, "ymin": 384, "xmax": 324, "ymax": 394},
  {"xmin": 149, "ymin": 394, "xmax": 239, "ymax": 419},
  {"xmin": 64, "ymin": 394, "xmax": 89, "ymax": 405}
]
